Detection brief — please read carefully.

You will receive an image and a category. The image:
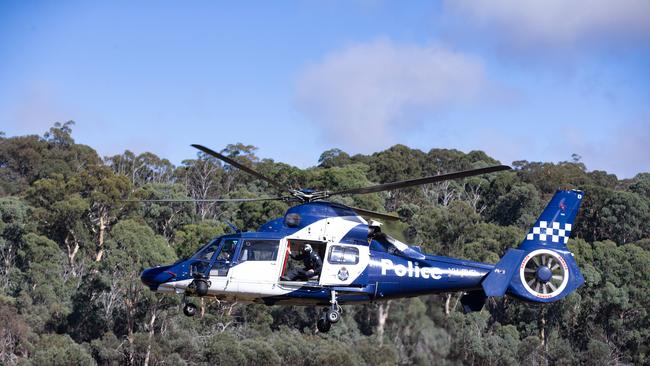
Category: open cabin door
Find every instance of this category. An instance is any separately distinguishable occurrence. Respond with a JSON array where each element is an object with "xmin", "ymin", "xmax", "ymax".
[
  {"xmin": 319, "ymin": 243, "xmax": 369, "ymax": 286},
  {"xmin": 280, "ymin": 240, "xmax": 327, "ymax": 284}
]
